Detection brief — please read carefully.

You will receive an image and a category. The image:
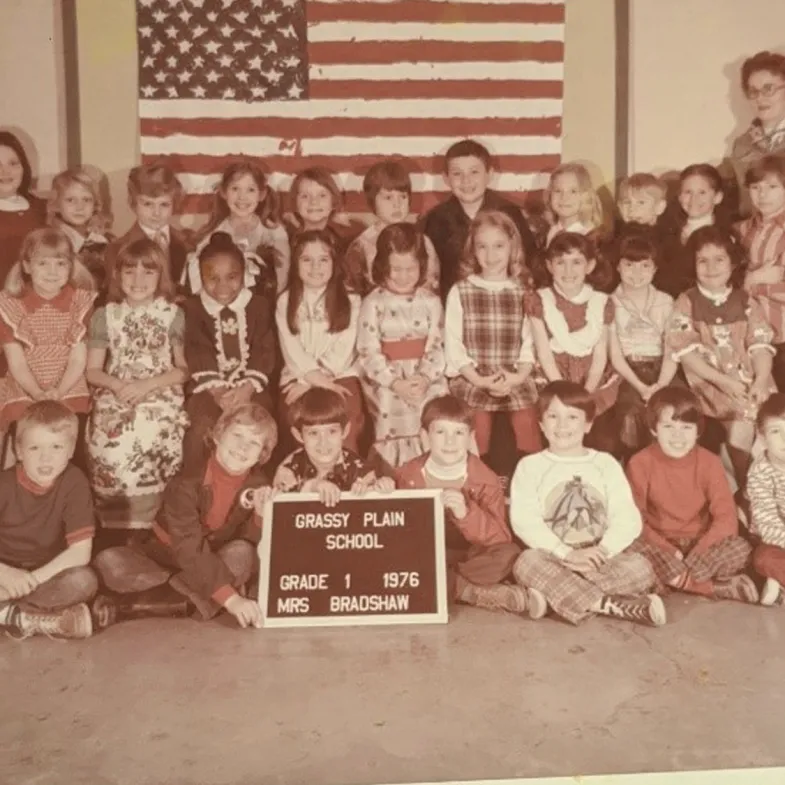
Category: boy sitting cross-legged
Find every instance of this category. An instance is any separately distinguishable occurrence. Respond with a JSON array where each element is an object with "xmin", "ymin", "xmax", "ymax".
[
  {"xmin": 0, "ymin": 401, "xmax": 98, "ymax": 639},
  {"xmin": 273, "ymin": 387, "xmax": 394, "ymax": 506},
  {"xmin": 748, "ymin": 393, "xmax": 785, "ymax": 606},
  {"xmin": 511, "ymin": 381, "xmax": 665, "ymax": 627},
  {"xmin": 626, "ymin": 386, "xmax": 758, "ymax": 604},
  {"xmin": 395, "ymin": 395, "xmax": 546, "ymax": 619},
  {"xmin": 93, "ymin": 403, "xmax": 278, "ymax": 631}
]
